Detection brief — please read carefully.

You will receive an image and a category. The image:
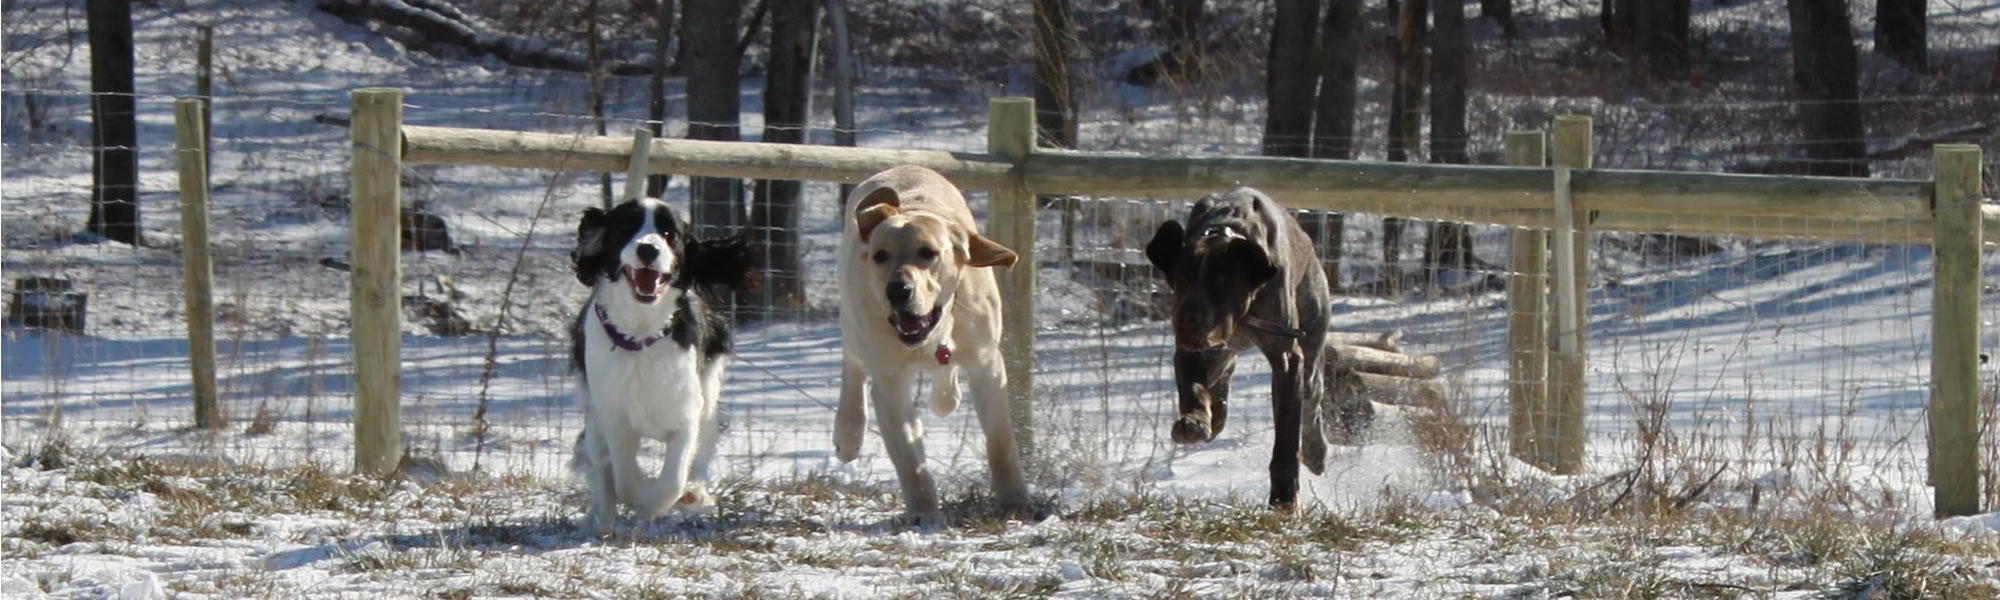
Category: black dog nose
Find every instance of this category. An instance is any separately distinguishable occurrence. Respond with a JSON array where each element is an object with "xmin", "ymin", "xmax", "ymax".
[
  {"xmin": 886, "ymin": 281, "xmax": 914, "ymax": 305},
  {"xmin": 635, "ymin": 243, "xmax": 660, "ymax": 264}
]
